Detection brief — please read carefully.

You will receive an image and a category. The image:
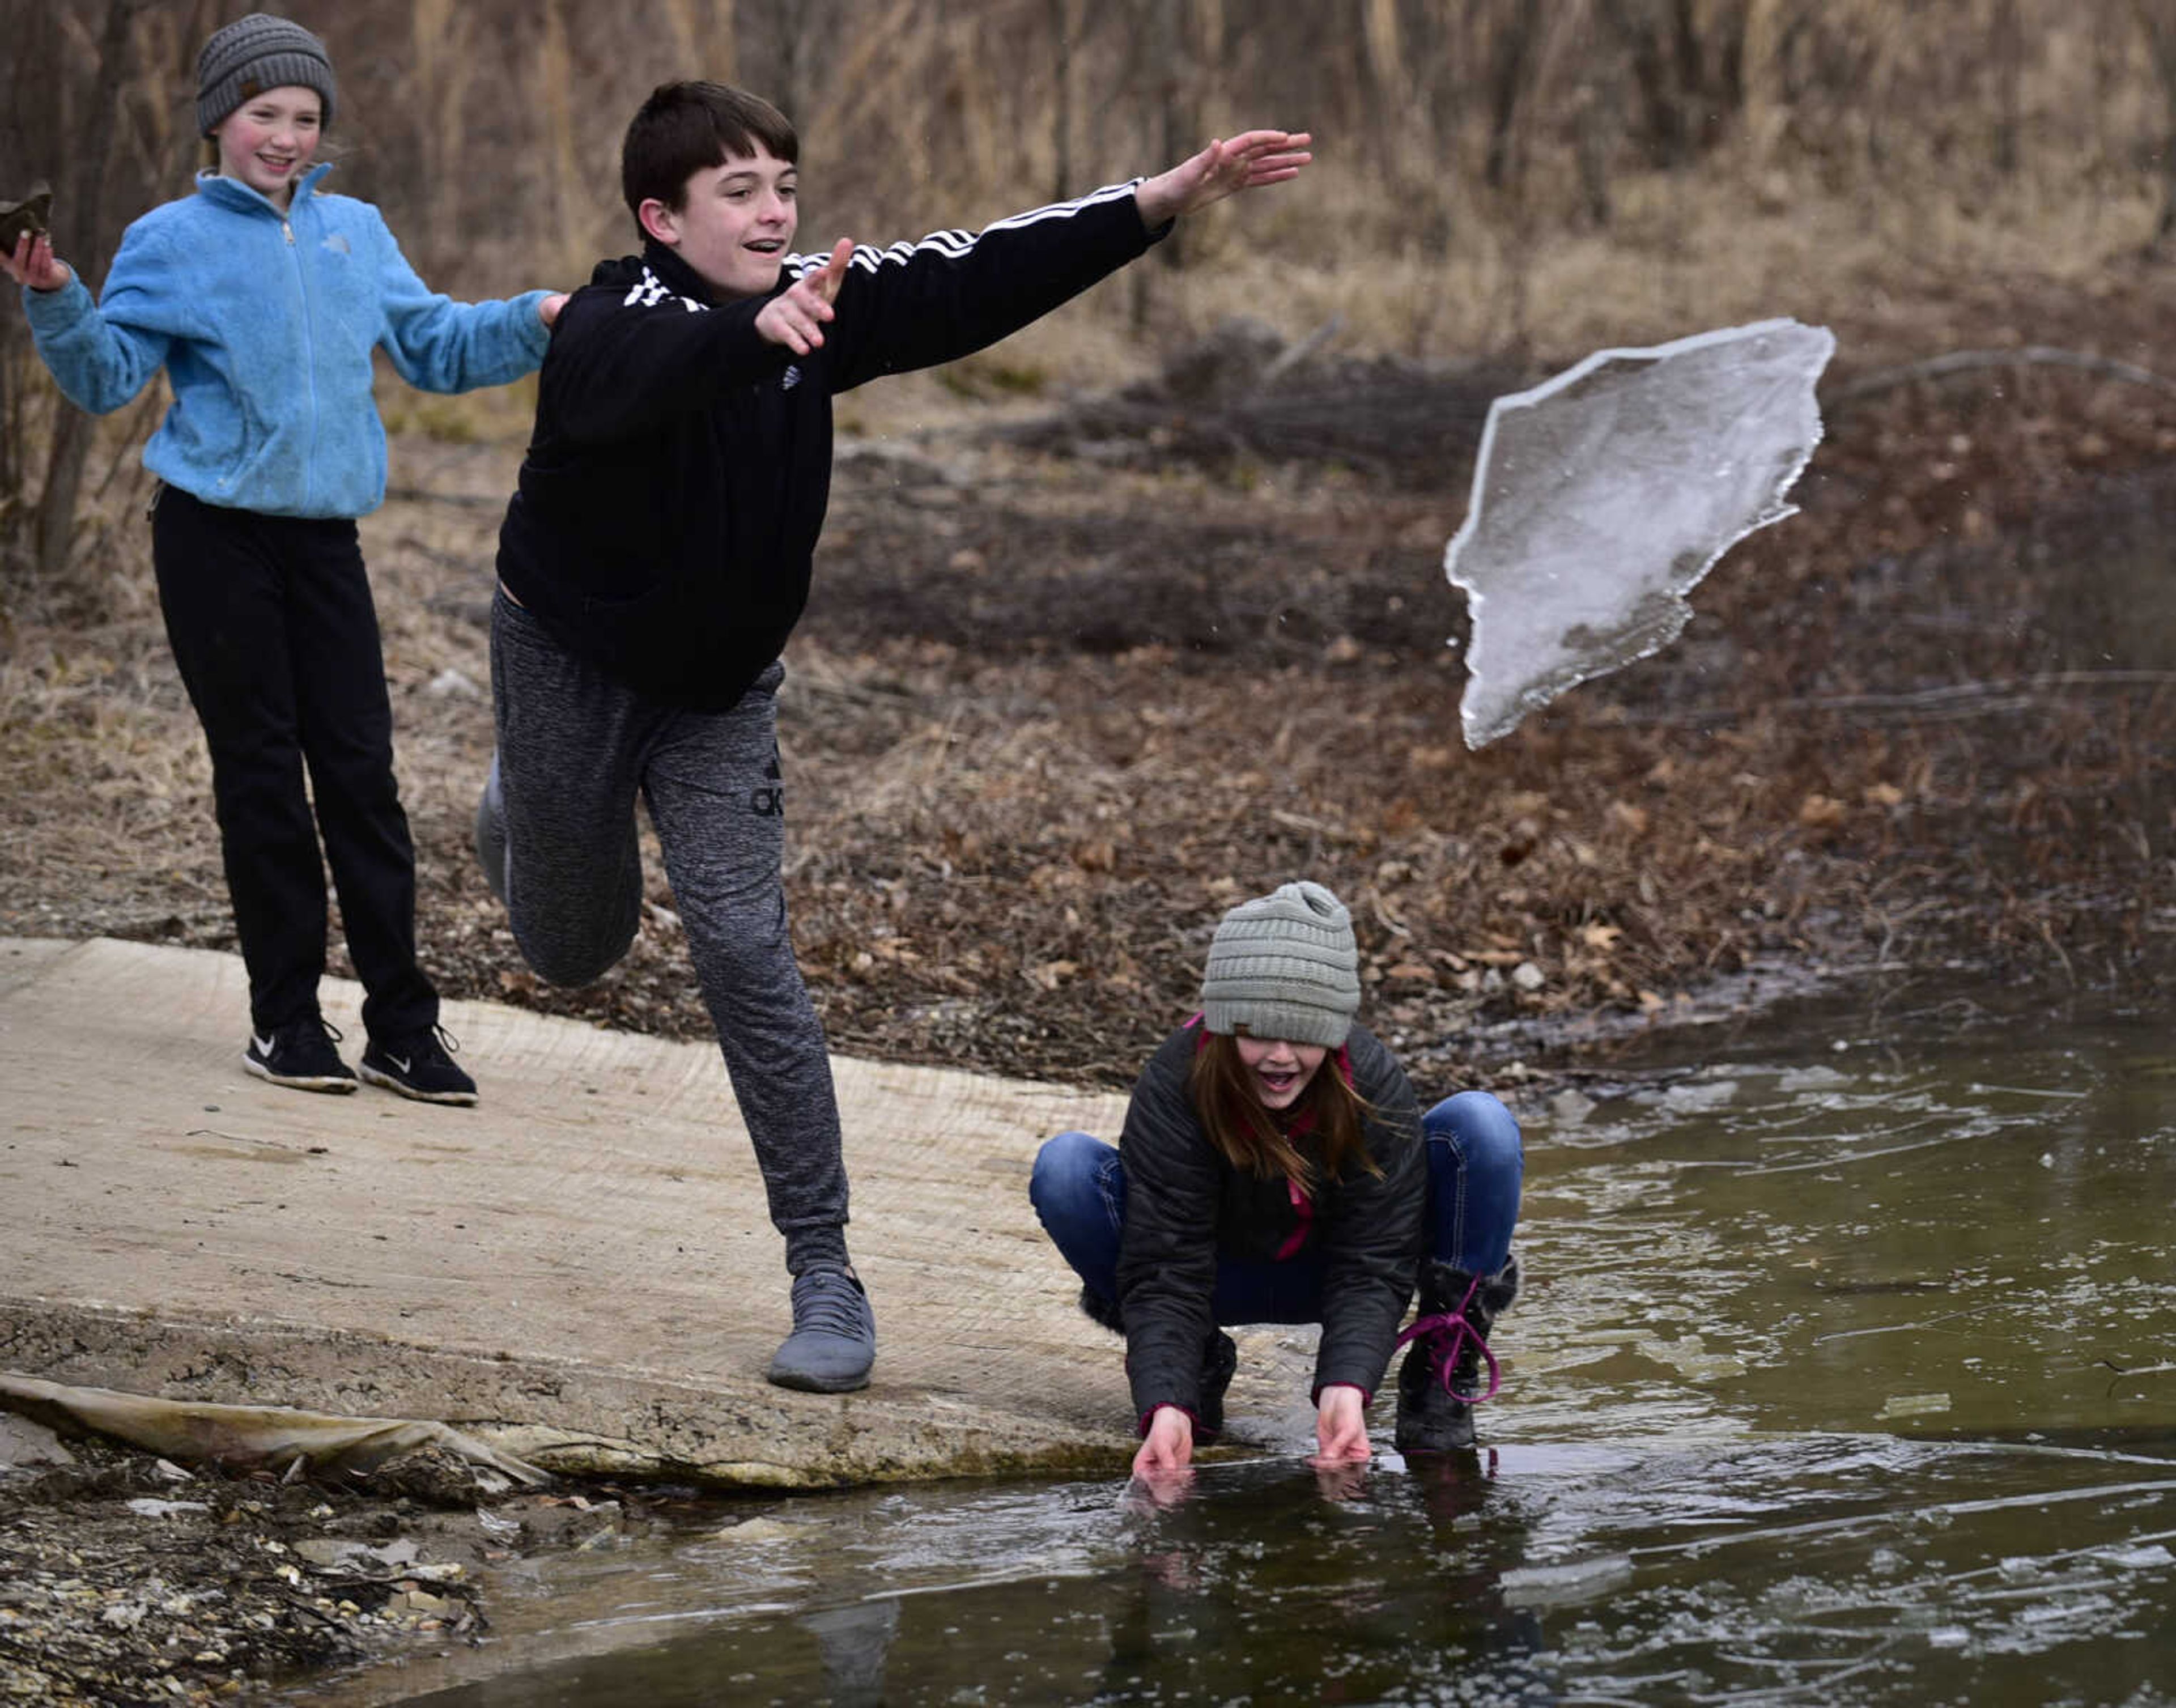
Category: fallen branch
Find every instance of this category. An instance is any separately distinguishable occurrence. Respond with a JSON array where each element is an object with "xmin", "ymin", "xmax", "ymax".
[
  {"xmin": 1618, "ymin": 670, "xmax": 2176, "ymax": 727},
  {"xmin": 1825, "ymin": 346, "xmax": 2176, "ymax": 414}
]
